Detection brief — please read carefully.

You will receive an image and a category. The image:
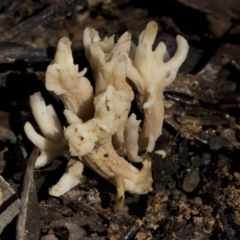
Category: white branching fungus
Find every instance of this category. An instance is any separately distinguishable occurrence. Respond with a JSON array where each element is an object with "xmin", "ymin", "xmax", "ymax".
[
  {"xmin": 46, "ymin": 37, "xmax": 94, "ymax": 122},
  {"xmin": 49, "ymin": 158, "xmax": 84, "ymax": 197},
  {"xmin": 83, "ymin": 141, "xmax": 152, "ymax": 211},
  {"xmin": 24, "ymin": 21, "xmax": 188, "ymax": 210},
  {"xmin": 126, "ymin": 21, "xmax": 189, "ymax": 152},
  {"xmin": 65, "ymin": 84, "xmax": 133, "ymax": 157},
  {"xmin": 123, "ymin": 114, "xmax": 143, "ymax": 163},
  {"xmin": 83, "ymin": 27, "xmax": 132, "ymax": 95},
  {"xmin": 24, "ymin": 92, "xmax": 68, "ymax": 168}
]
